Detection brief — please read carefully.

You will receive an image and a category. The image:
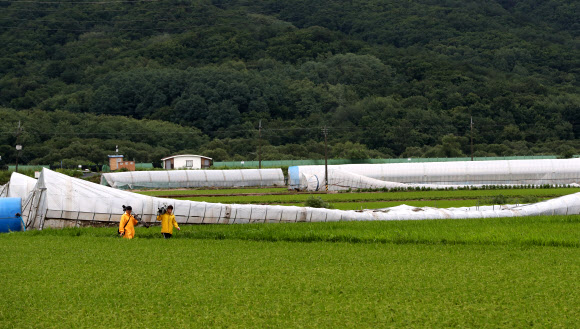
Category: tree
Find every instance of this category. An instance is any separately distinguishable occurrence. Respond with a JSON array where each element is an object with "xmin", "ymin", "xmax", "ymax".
[{"xmin": 441, "ymin": 134, "xmax": 467, "ymax": 158}]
